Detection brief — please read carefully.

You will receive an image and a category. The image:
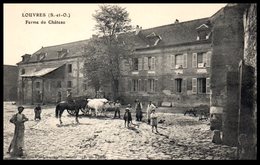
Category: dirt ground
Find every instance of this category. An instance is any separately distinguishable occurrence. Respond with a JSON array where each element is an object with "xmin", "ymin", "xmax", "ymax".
[{"xmin": 3, "ymin": 102, "xmax": 237, "ymax": 160}]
